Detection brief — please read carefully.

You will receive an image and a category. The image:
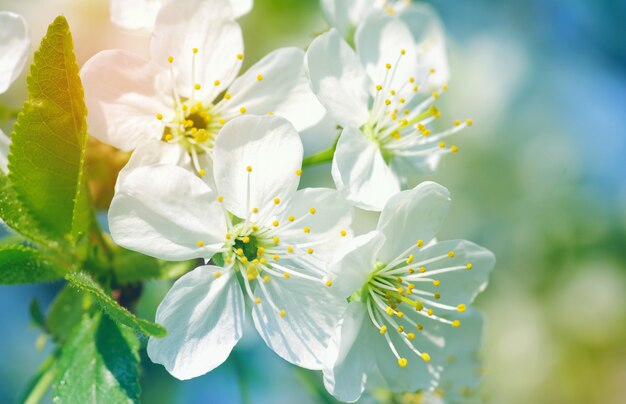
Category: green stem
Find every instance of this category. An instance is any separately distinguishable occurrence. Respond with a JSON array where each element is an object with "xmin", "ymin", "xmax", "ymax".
[
  {"xmin": 231, "ymin": 350, "xmax": 251, "ymax": 404},
  {"xmin": 20, "ymin": 352, "xmax": 58, "ymax": 404},
  {"xmin": 301, "ymin": 136, "xmax": 340, "ymax": 168}
]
